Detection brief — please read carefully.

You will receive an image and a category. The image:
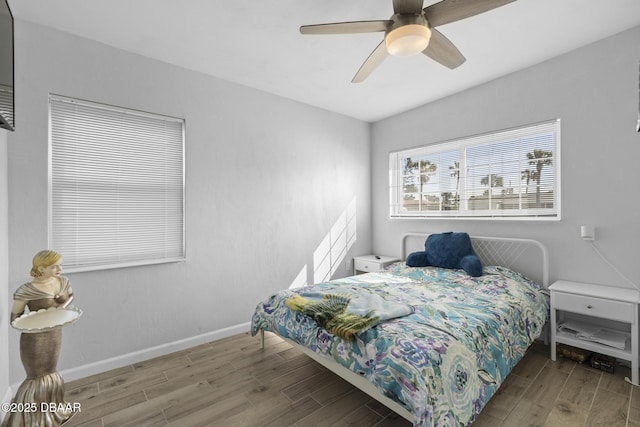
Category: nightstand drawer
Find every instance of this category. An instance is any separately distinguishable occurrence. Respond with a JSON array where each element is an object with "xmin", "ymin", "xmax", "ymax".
[
  {"xmin": 553, "ymin": 292, "xmax": 634, "ymax": 323},
  {"xmin": 354, "ymin": 258, "xmax": 380, "ymax": 273}
]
